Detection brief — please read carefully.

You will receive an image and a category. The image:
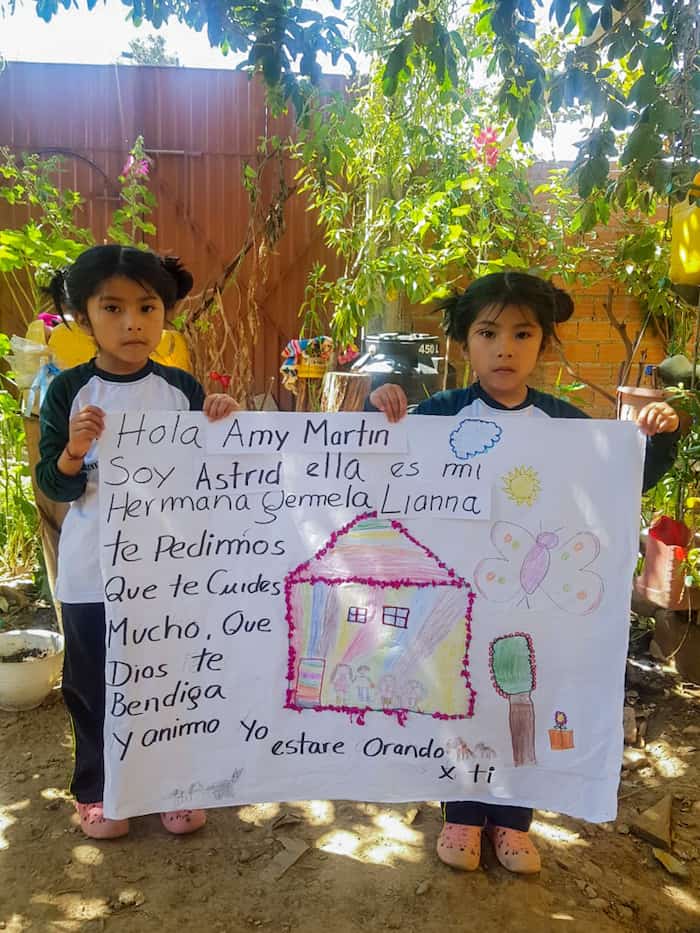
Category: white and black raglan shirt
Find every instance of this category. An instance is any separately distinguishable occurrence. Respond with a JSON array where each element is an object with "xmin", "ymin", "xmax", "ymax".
[{"xmin": 37, "ymin": 359, "xmax": 205, "ymax": 604}]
